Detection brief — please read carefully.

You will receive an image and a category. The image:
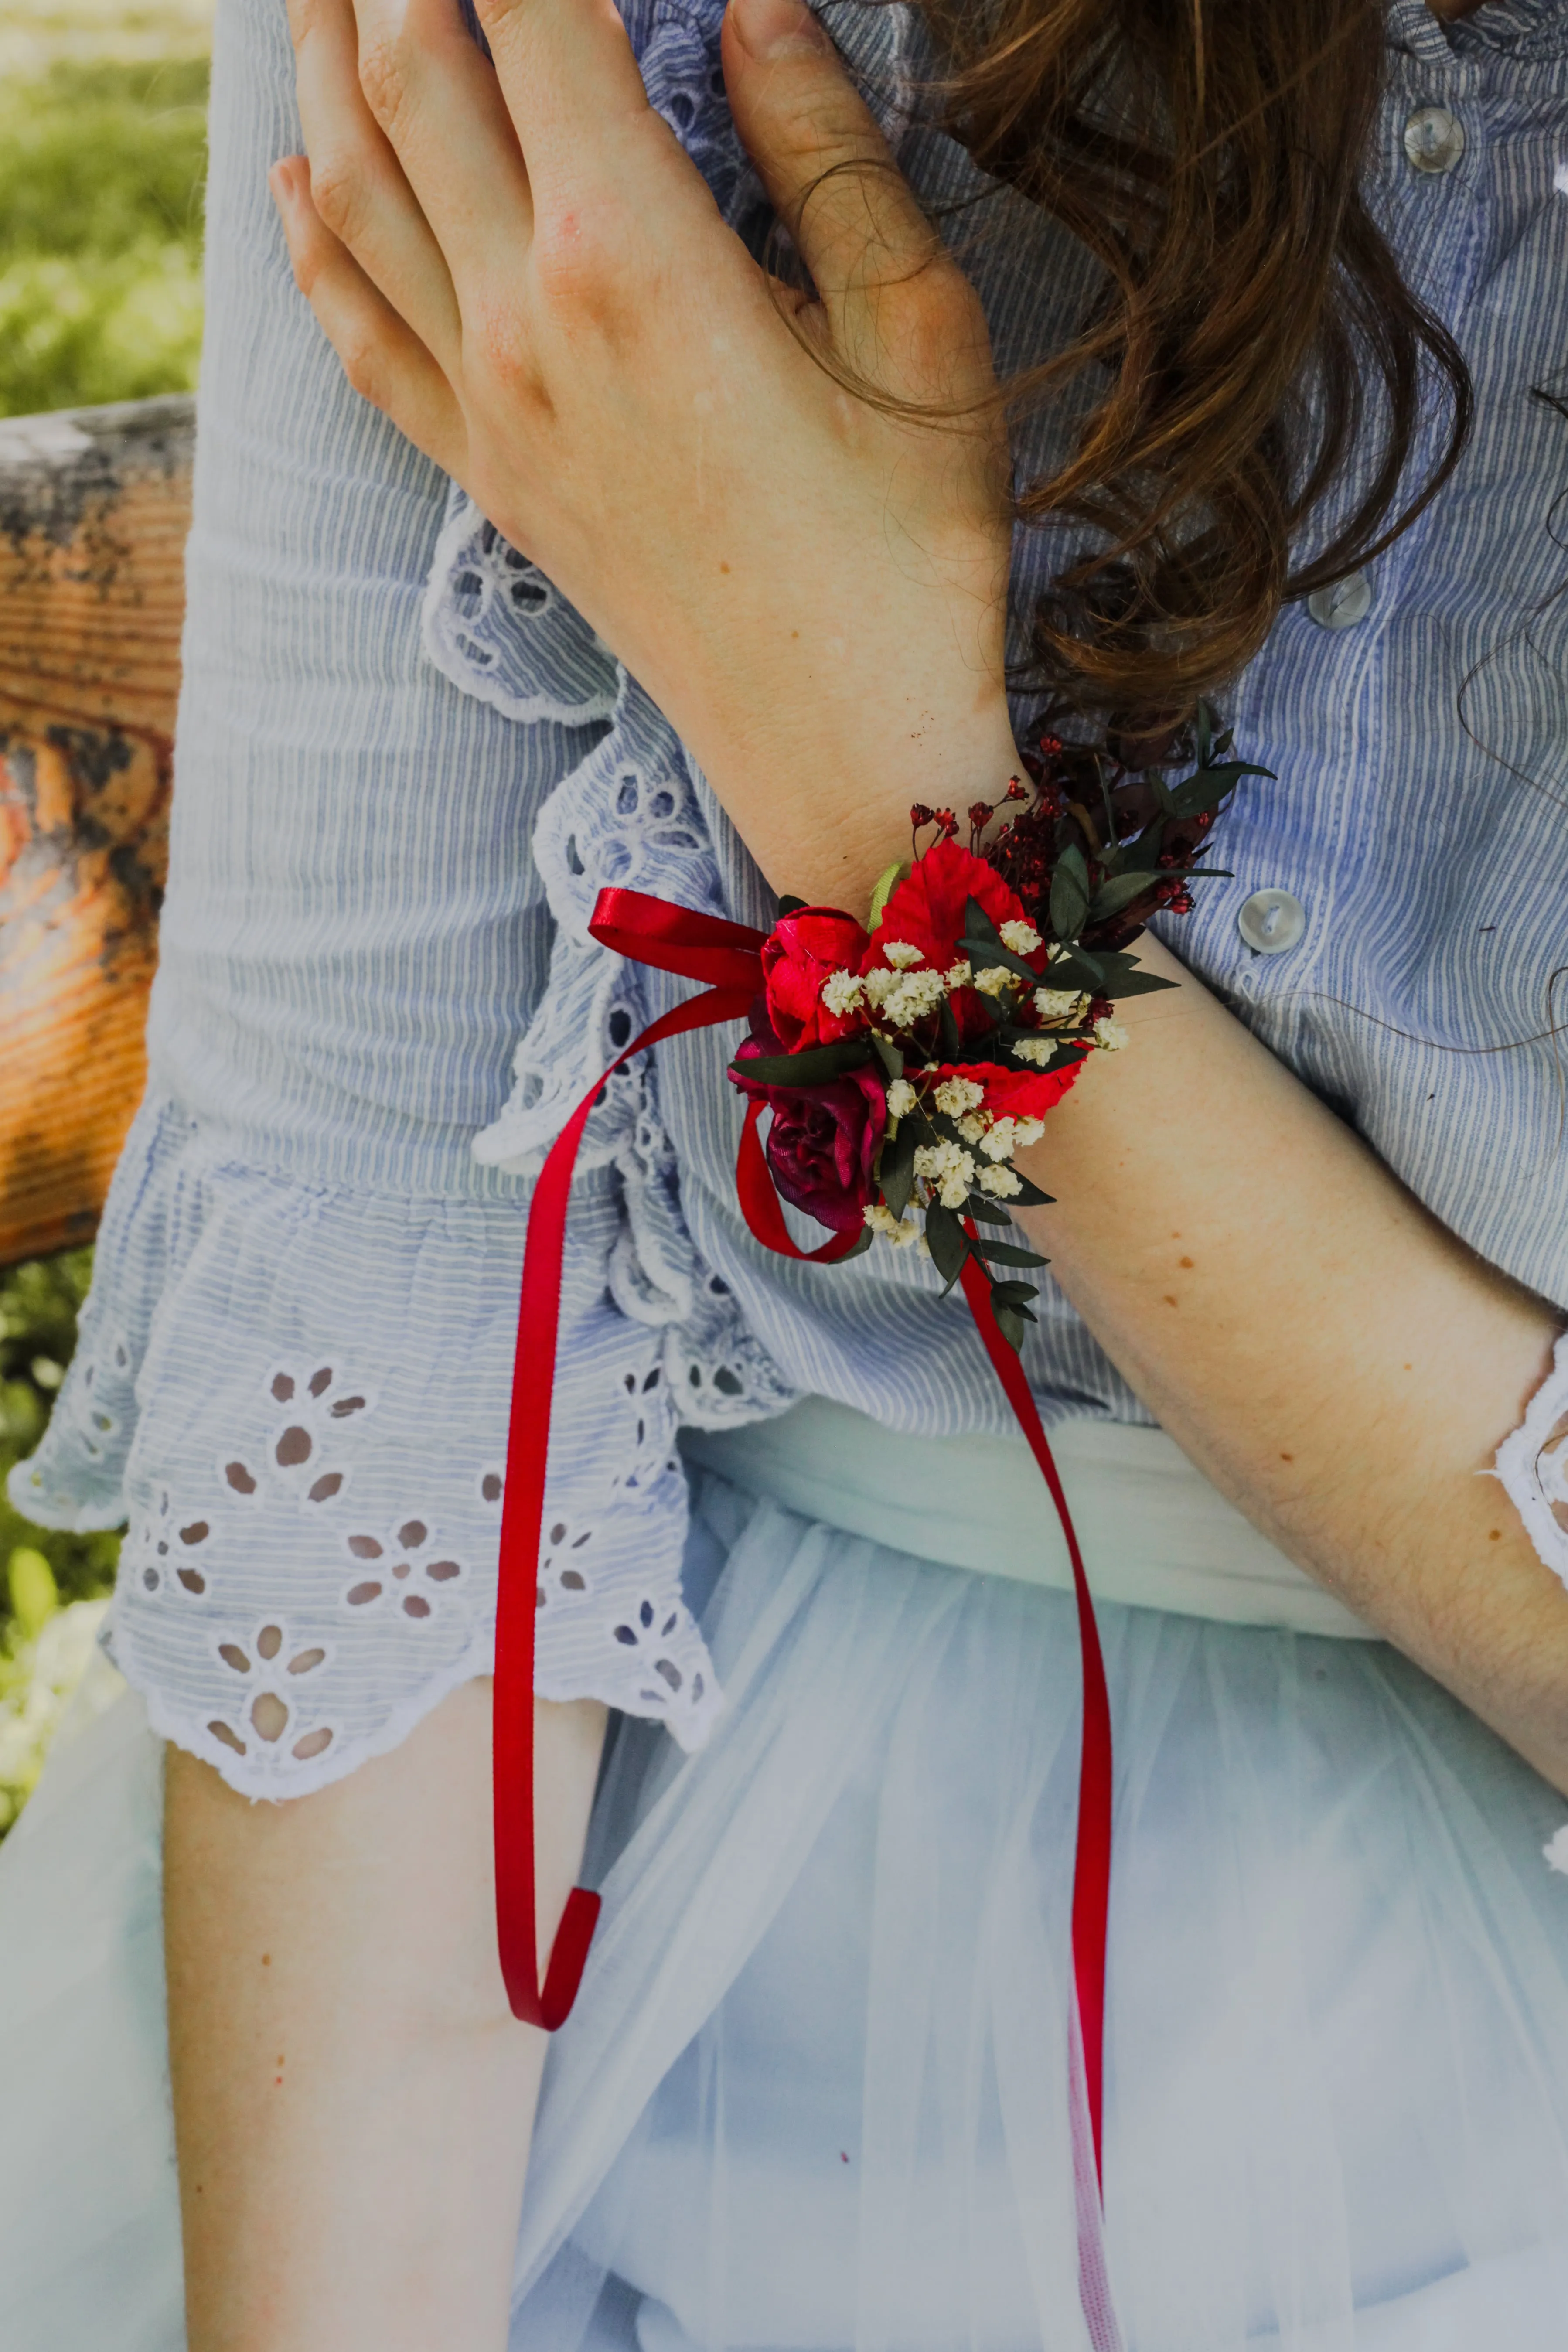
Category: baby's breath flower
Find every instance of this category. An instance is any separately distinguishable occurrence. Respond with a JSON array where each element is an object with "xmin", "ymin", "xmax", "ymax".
[
  {"xmin": 885, "ymin": 1077, "xmax": 917, "ymax": 1119},
  {"xmin": 958, "ymin": 1112, "xmax": 988, "ymax": 1145},
  {"xmin": 913, "ymin": 1139, "xmax": 975, "ymax": 1210},
  {"xmin": 862, "ymin": 967, "xmax": 893, "ymax": 1009},
  {"xmin": 980, "ymin": 1117, "xmax": 1017, "ymax": 1162},
  {"xmin": 999, "ymin": 919, "xmax": 1043, "ymax": 955},
  {"xmin": 1093, "ymin": 1017, "xmax": 1130, "ymax": 1053},
  {"xmin": 864, "ymin": 1201, "xmax": 921, "ymax": 1246},
  {"xmin": 944, "ymin": 958, "xmax": 973, "ymax": 992},
  {"xmin": 978, "ymin": 1163, "xmax": 1023, "ymax": 1199},
  {"xmin": 882, "ymin": 939, "xmax": 925, "ymax": 970},
  {"xmin": 974, "ymin": 965, "xmax": 1016, "ymax": 999},
  {"xmin": 1013, "ymin": 1116, "xmax": 1045, "ymax": 1148},
  {"xmin": 1009, "ymin": 1036, "xmax": 1055, "ymax": 1067},
  {"xmin": 820, "ymin": 969, "xmax": 866, "ymax": 1019},
  {"xmin": 880, "ymin": 968, "xmax": 946, "ymax": 1027},
  {"xmin": 934, "ymin": 1076, "xmax": 984, "ymax": 1117},
  {"xmin": 1034, "ymin": 986, "xmax": 1088, "ymax": 1026}
]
